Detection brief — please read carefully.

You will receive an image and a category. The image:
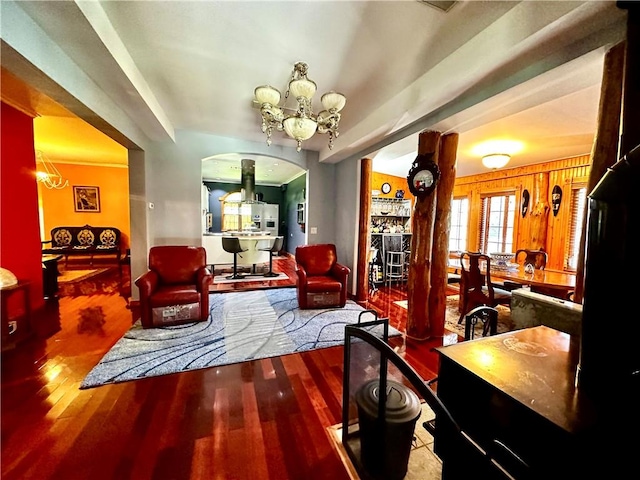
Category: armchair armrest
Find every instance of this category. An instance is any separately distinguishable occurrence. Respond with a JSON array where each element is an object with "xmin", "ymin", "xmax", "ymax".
[
  {"xmin": 295, "ymin": 264, "xmax": 308, "ymax": 284},
  {"xmin": 135, "ymin": 270, "xmax": 159, "ymax": 298},
  {"xmin": 196, "ymin": 267, "xmax": 213, "ymax": 293},
  {"xmin": 331, "ymin": 262, "xmax": 351, "ymax": 282}
]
